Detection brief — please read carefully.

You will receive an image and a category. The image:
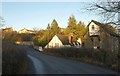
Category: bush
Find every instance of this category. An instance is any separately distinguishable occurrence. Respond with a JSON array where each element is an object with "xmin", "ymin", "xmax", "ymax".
[{"xmin": 2, "ymin": 40, "xmax": 28, "ymax": 74}]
